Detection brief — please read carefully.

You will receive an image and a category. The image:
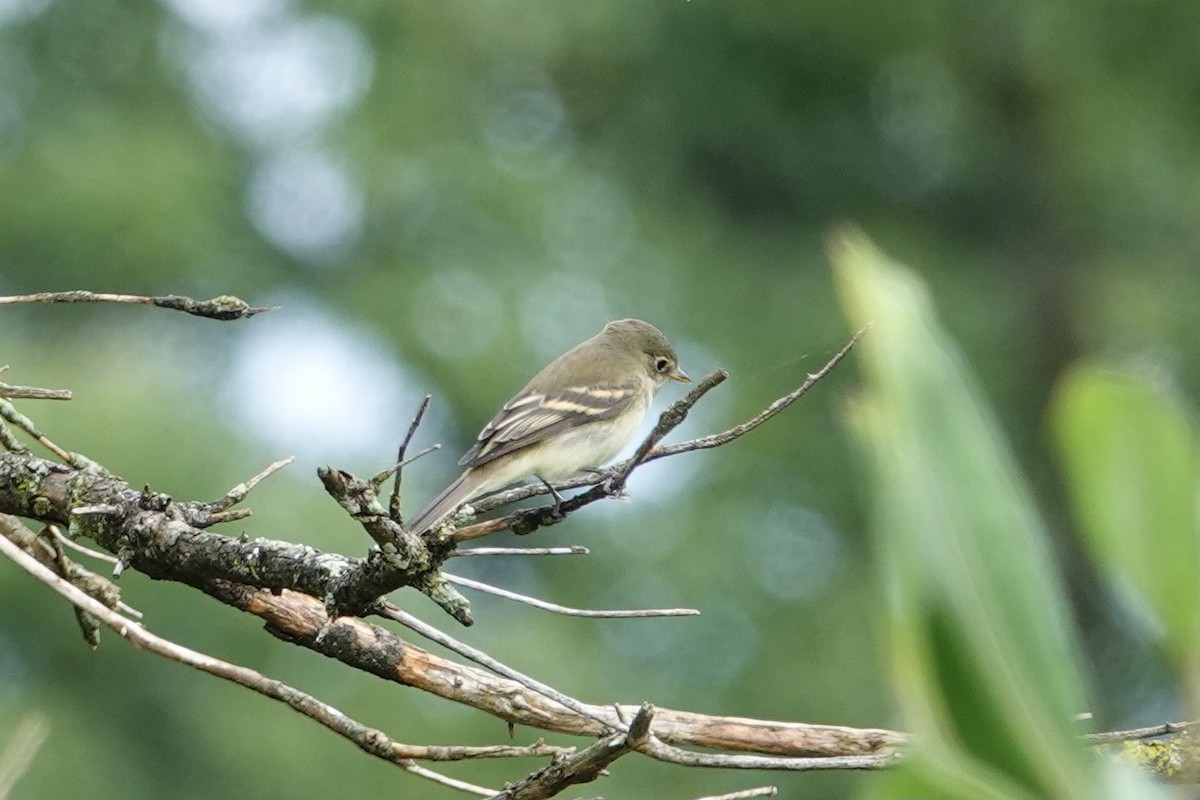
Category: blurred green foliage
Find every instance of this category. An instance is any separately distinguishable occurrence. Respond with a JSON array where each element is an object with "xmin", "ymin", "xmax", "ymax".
[
  {"xmin": 1053, "ymin": 365, "xmax": 1200, "ymax": 708},
  {"xmin": 2, "ymin": 1, "xmax": 1199, "ymax": 797}
]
